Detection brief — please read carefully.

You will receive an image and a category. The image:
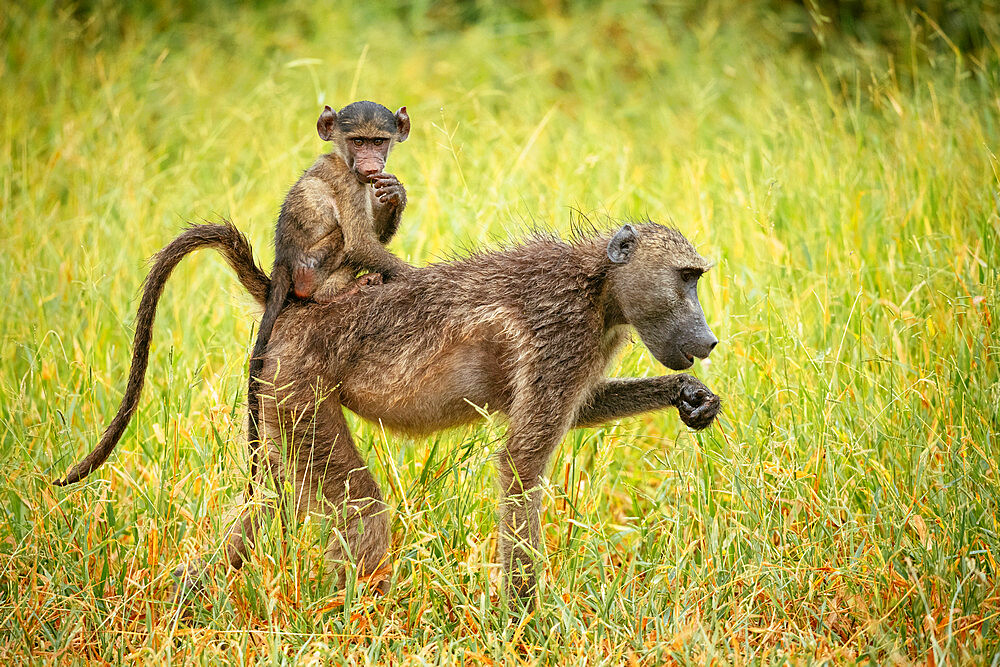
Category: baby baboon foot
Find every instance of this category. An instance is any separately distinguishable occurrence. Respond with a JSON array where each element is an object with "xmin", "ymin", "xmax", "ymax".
[
  {"xmin": 676, "ymin": 375, "xmax": 720, "ymax": 430},
  {"xmin": 355, "ymin": 272, "xmax": 384, "ymax": 287},
  {"xmin": 316, "ymin": 273, "xmax": 384, "ymax": 305},
  {"xmin": 338, "ymin": 272, "xmax": 383, "ymax": 298}
]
